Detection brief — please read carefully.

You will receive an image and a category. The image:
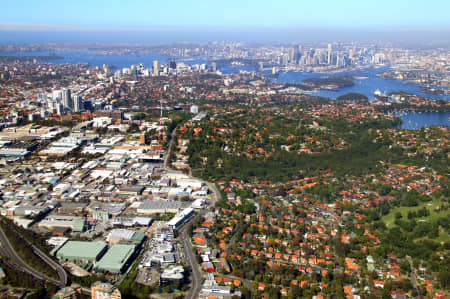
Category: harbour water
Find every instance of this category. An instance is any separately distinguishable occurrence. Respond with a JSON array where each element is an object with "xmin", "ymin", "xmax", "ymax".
[
  {"xmin": 389, "ymin": 111, "xmax": 450, "ymax": 130},
  {"xmin": 270, "ymin": 67, "xmax": 449, "ymax": 102}
]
